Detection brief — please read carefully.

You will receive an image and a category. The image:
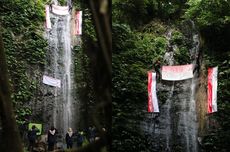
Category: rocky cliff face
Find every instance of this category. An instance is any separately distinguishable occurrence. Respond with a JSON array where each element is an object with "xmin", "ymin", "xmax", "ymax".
[
  {"xmin": 139, "ymin": 20, "xmax": 202, "ymax": 152},
  {"xmin": 27, "ymin": 8, "xmax": 80, "ymax": 137}
]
